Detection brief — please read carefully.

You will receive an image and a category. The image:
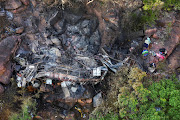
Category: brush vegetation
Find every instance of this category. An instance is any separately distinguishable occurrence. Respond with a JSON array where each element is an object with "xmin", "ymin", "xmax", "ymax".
[
  {"xmin": 90, "ymin": 66, "xmax": 180, "ymax": 120},
  {"xmin": 9, "ymin": 97, "xmax": 37, "ymax": 120}
]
